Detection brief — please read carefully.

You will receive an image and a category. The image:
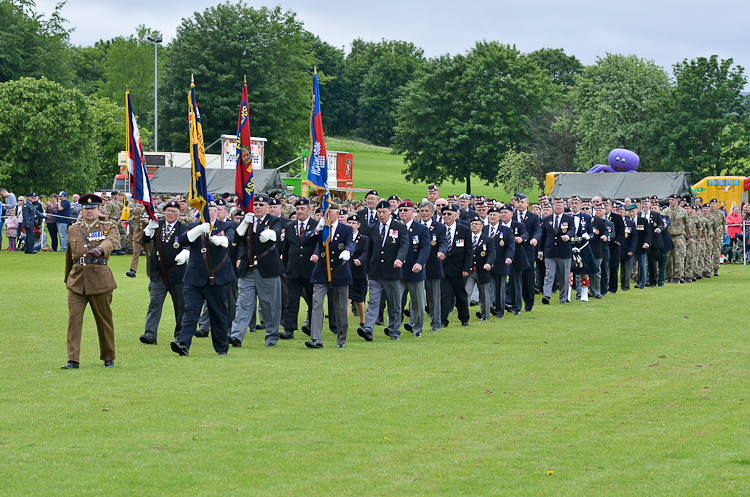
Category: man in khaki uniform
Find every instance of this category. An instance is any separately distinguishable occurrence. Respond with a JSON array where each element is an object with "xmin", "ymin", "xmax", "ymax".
[
  {"xmin": 662, "ymin": 194, "xmax": 692, "ymax": 283},
  {"xmin": 126, "ymin": 204, "xmax": 152, "ymax": 278},
  {"xmin": 61, "ymin": 194, "xmax": 119, "ymax": 369},
  {"xmin": 709, "ymin": 198, "xmax": 725, "ymax": 276},
  {"xmin": 700, "ymin": 204, "xmax": 714, "ymax": 277},
  {"xmin": 102, "ymin": 191, "xmax": 127, "ymax": 255},
  {"xmin": 684, "ymin": 203, "xmax": 700, "ymax": 281}
]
